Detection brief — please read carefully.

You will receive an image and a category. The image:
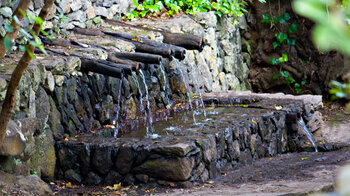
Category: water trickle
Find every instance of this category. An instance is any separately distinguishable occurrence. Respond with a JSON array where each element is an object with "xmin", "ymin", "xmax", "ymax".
[
  {"xmin": 132, "ymin": 72, "xmax": 144, "ymax": 115},
  {"xmin": 187, "ymin": 54, "xmax": 206, "ymax": 117},
  {"xmin": 114, "ymin": 73, "xmax": 123, "ymax": 138},
  {"xmin": 297, "ymin": 118, "xmax": 318, "ymax": 152},
  {"xmin": 172, "ymin": 56, "xmax": 196, "ymax": 123},
  {"xmin": 139, "ymin": 70, "xmax": 153, "ymax": 135},
  {"xmin": 159, "ymin": 62, "xmax": 171, "ymax": 107}
]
